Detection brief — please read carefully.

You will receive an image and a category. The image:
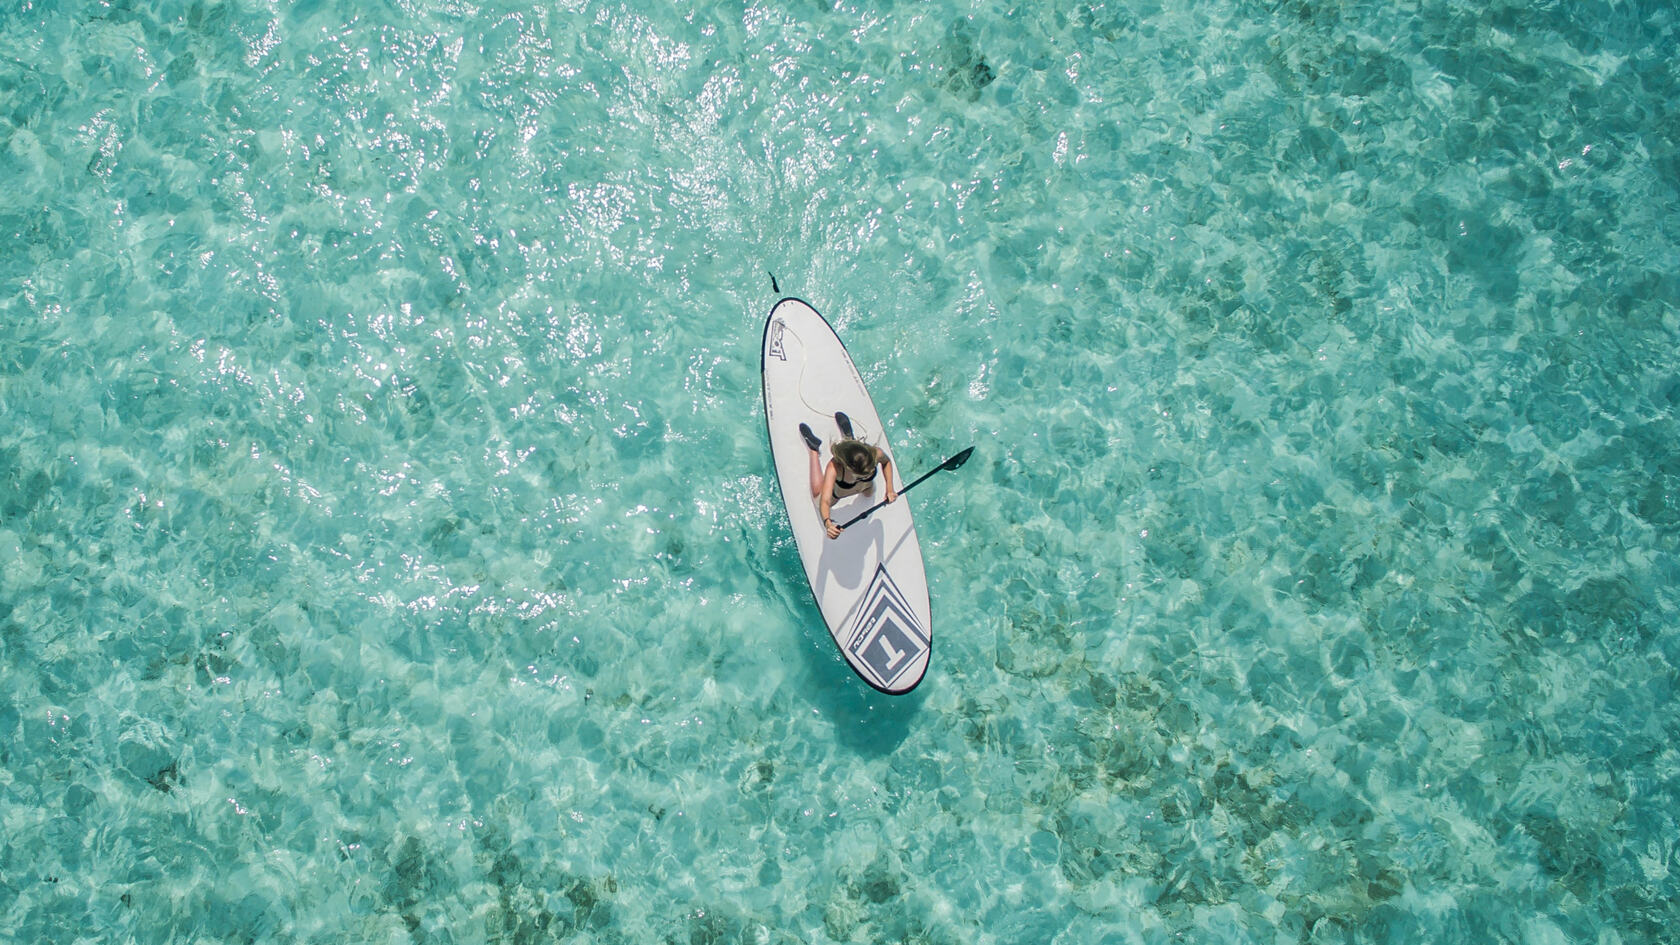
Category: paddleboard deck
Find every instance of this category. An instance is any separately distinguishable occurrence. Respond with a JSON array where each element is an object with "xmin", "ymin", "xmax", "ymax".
[{"xmin": 761, "ymin": 298, "xmax": 931, "ymax": 694}]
